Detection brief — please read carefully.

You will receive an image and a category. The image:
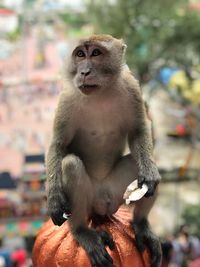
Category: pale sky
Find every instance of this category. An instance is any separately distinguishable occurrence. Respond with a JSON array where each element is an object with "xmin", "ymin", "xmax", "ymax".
[{"xmin": 2, "ymin": 0, "xmax": 84, "ymax": 9}]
